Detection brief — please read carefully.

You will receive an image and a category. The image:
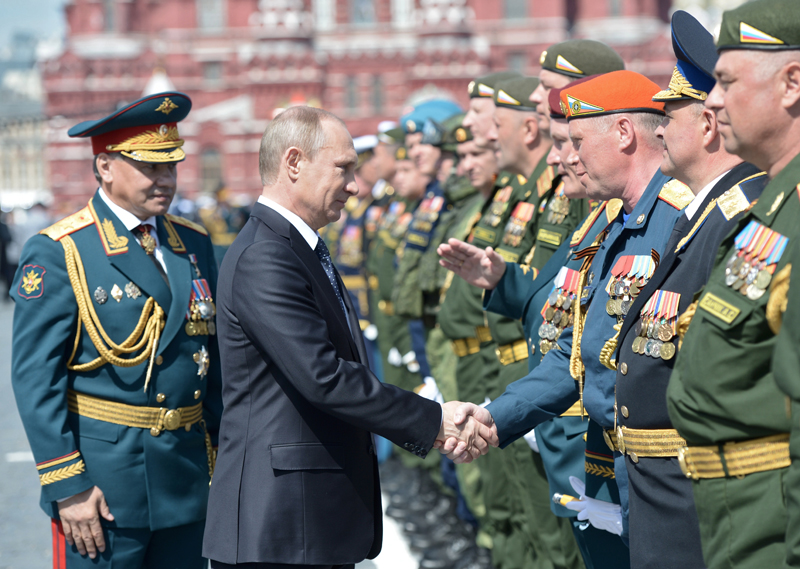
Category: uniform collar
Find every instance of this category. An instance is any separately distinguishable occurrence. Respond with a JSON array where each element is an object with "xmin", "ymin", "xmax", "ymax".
[
  {"xmin": 620, "ymin": 169, "xmax": 671, "ymax": 231},
  {"xmin": 257, "ymin": 195, "xmax": 319, "ymax": 250},
  {"xmin": 98, "ymin": 187, "xmax": 157, "ymax": 231},
  {"xmin": 685, "ymin": 170, "xmax": 729, "ymax": 220}
]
